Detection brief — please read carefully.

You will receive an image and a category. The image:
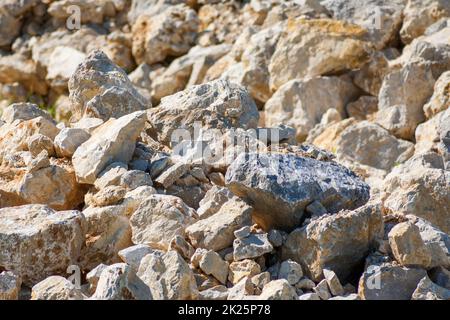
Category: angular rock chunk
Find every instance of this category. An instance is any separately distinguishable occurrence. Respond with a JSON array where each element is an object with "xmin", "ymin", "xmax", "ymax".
[
  {"xmin": 31, "ymin": 276, "xmax": 85, "ymax": 300},
  {"xmin": 147, "ymin": 79, "xmax": 259, "ymax": 146},
  {"xmin": 0, "ymin": 271, "xmax": 21, "ymax": 300},
  {"xmin": 278, "ymin": 260, "xmax": 303, "ymax": 285},
  {"xmin": 92, "ymin": 263, "xmax": 151, "ymax": 300},
  {"xmin": 233, "ymin": 233, "xmax": 273, "ymax": 261},
  {"xmin": 229, "ymin": 260, "xmax": 261, "ymax": 285},
  {"xmin": 72, "ymin": 111, "xmax": 147, "ymax": 184},
  {"xmin": 199, "ymin": 250, "xmax": 229, "ymax": 285},
  {"xmin": 1, "ymin": 103, "xmax": 54, "ymax": 125},
  {"xmin": 185, "ymin": 198, "xmax": 252, "ymax": 251},
  {"xmin": 0, "ymin": 205, "xmax": 86, "ymax": 286},
  {"xmin": 226, "ymin": 152, "xmax": 370, "ymax": 231},
  {"xmin": 269, "ymin": 18, "xmax": 371, "ymax": 90},
  {"xmin": 259, "ymin": 279, "xmax": 297, "ymax": 300},
  {"xmin": 68, "ymin": 50, "xmax": 149, "ymax": 121},
  {"xmin": 424, "ymin": 71, "xmax": 450, "ymax": 119},
  {"xmin": 54, "ymin": 128, "xmax": 91, "ymax": 158},
  {"xmin": 130, "ymin": 194, "xmax": 196, "ymax": 250},
  {"xmin": 264, "ymin": 76, "xmax": 359, "ymax": 142},
  {"xmin": 118, "ymin": 244, "xmax": 161, "ymax": 270},
  {"xmin": 412, "ymin": 276, "xmax": 450, "ymax": 300},
  {"xmin": 283, "ymin": 203, "xmax": 384, "ymax": 282},
  {"xmin": 137, "ymin": 250, "xmax": 198, "ymax": 300}
]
